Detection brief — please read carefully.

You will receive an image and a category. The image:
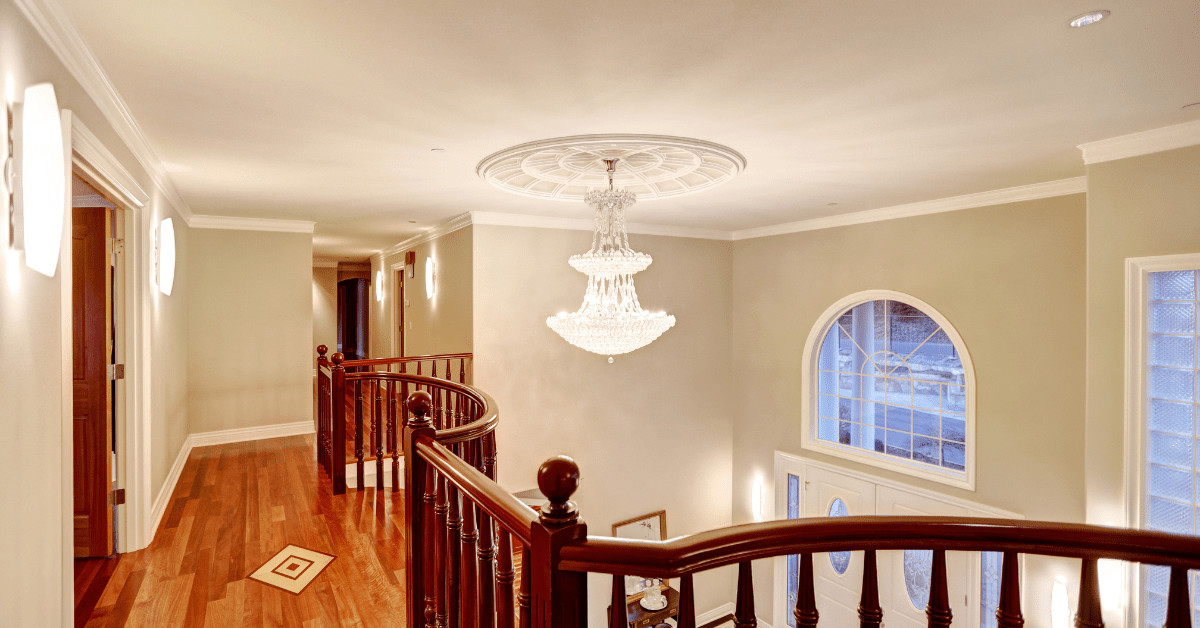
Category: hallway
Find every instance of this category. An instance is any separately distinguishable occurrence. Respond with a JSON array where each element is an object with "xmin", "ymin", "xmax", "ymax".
[{"xmin": 75, "ymin": 435, "xmax": 406, "ymax": 627}]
